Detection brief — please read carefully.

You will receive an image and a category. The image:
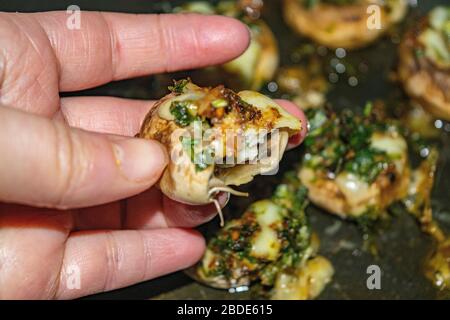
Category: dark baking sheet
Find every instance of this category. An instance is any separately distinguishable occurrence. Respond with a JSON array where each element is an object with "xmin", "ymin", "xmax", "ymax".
[{"xmin": 2, "ymin": 0, "xmax": 448, "ymax": 300}]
